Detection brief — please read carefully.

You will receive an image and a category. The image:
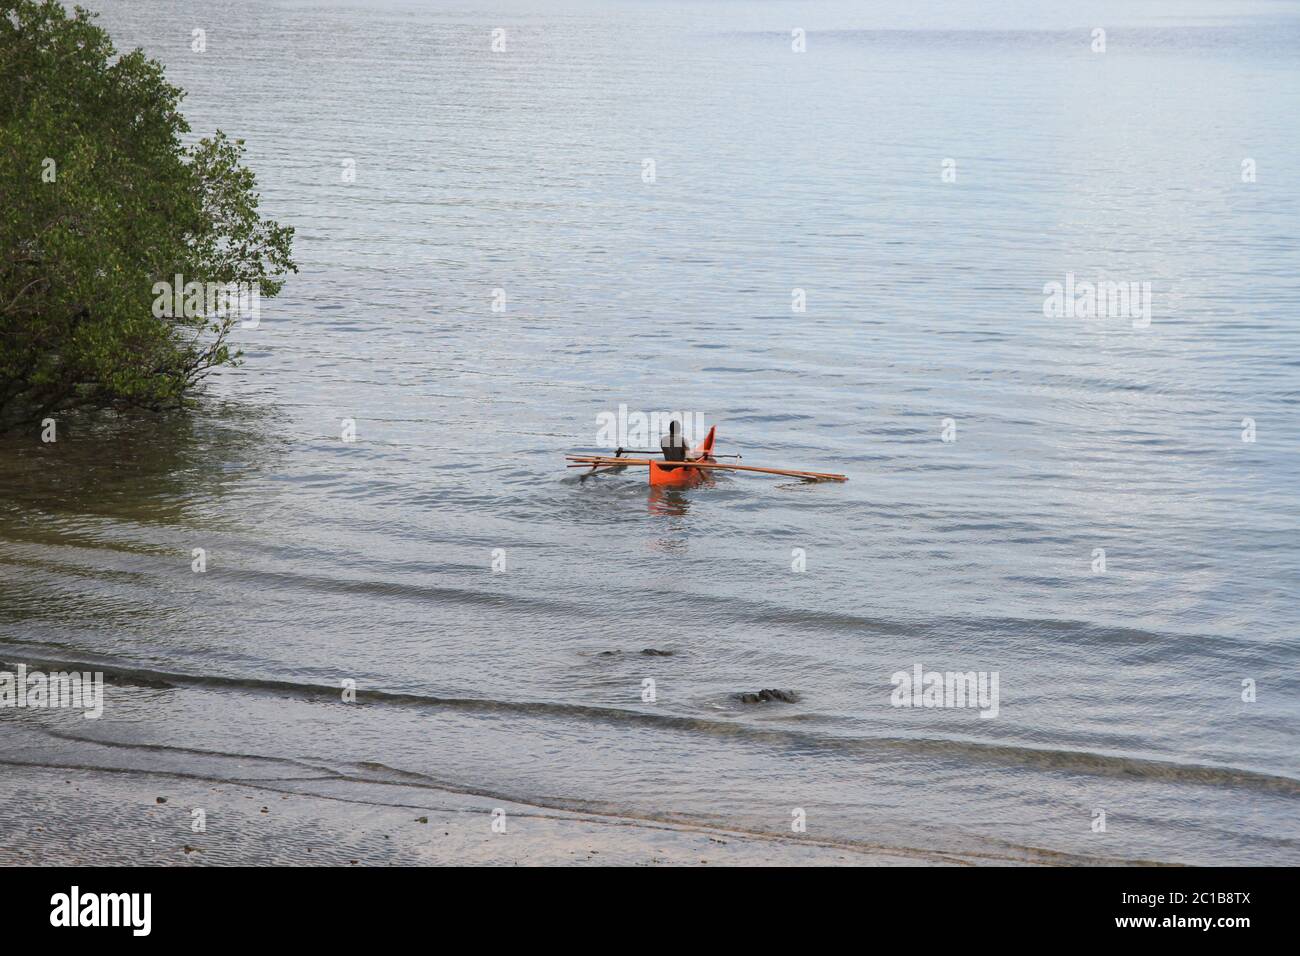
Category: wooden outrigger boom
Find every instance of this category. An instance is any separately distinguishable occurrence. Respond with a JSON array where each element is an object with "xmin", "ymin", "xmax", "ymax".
[
  {"xmin": 565, "ymin": 455, "xmax": 847, "ymax": 483},
  {"xmin": 567, "ymin": 424, "xmax": 847, "ymax": 485}
]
